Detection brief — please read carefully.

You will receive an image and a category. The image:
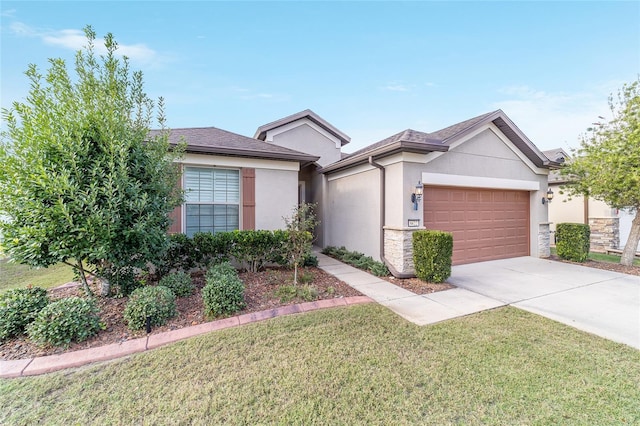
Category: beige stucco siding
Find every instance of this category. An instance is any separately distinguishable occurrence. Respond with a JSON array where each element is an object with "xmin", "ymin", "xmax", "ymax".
[
  {"xmin": 254, "ymin": 168, "xmax": 298, "ymax": 230},
  {"xmin": 548, "ymin": 183, "xmax": 617, "ymax": 232},
  {"xmin": 415, "ymin": 127, "xmax": 549, "ymax": 258},
  {"xmin": 267, "ymin": 121, "xmax": 342, "ymax": 167},
  {"xmin": 179, "ymin": 153, "xmax": 299, "ymax": 232},
  {"xmin": 326, "ymin": 168, "xmax": 381, "ymax": 259}
]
